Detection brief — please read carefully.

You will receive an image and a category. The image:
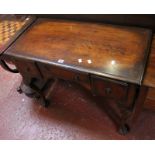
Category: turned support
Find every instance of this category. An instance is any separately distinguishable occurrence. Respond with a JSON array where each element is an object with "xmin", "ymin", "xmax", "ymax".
[{"xmin": 17, "ymin": 76, "xmax": 58, "ymax": 107}]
